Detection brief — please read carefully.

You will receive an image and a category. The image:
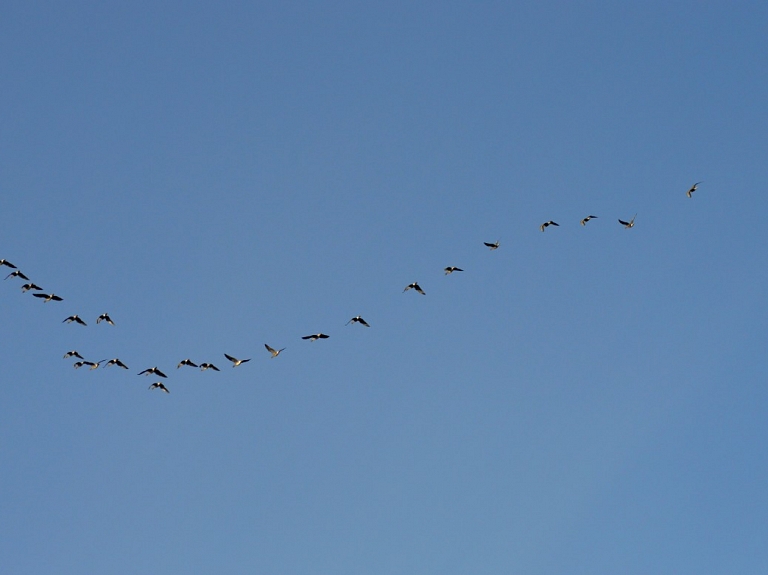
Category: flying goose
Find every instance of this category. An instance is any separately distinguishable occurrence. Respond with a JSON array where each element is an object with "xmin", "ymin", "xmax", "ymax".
[
  {"xmin": 580, "ymin": 215, "xmax": 598, "ymax": 226},
  {"xmin": 265, "ymin": 344, "xmax": 286, "ymax": 358},
  {"xmin": 0, "ymin": 259, "xmax": 17, "ymax": 269},
  {"xmin": 104, "ymin": 358, "xmax": 129, "ymax": 369},
  {"xmin": 484, "ymin": 240, "xmax": 500, "ymax": 250},
  {"xmin": 63, "ymin": 350, "xmax": 84, "ymax": 360},
  {"xmin": 686, "ymin": 182, "xmax": 702, "ymax": 198},
  {"xmin": 21, "ymin": 283, "xmax": 43, "ymax": 292},
  {"xmin": 149, "ymin": 382, "xmax": 170, "ymax": 394},
  {"xmin": 224, "ymin": 353, "xmax": 251, "ymax": 367},
  {"xmin": 138, "ymin": 366, "xmax": 167, "ymax": 378},
  {"xmin": 96, "ymin": 313, "xmax": 115, "ymax": 325},
  {"xmin": 444, "ymin": 266, "xmax": 463, "ymax": 275},
  {"xmin": 74, "ymin": 361, "xmax": 97, "ymax": 369},
  {"xmin": 32, "ymin": 293, "xmax": 63, "ymax": 302},
  {"xmin": 345, "ymin": 316, "xmax": 370, "ymax": 327},
  {"xmin": 63, "ymin": 315, "xmax": 87, "ymax": 326},
  {"xmin": 302, "ymin": 333, "xmax": 330, "ymax": 341},
  {"xmin": 5, "ymin": 270, "xmax": 30, "ymax": 281},
  {"xmin": 618, "ymin": 214, "xmax": 637, "ymax": 228},
  {"xmin": 200, "ymin": 363, "xmax": 220, "ymax": 371},
  {"xmin": 540, "ymin": 221, "xmax": 559, "ymax": 232},
  {"xmin": 177, "ymin": 359, "xmax": 199, "ymax": 369},
  {"xmin": 403, "ymin": 282, "xmax": 426, "ymax": 295}
]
